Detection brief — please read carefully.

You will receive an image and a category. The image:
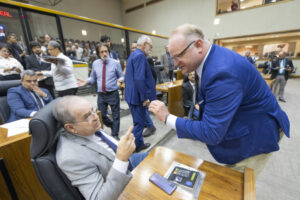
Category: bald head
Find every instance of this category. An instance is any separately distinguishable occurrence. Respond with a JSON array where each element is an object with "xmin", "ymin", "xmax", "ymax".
[{"xmin": 168, "ymin": 24, "xmax": 210, "ymax": 74}]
